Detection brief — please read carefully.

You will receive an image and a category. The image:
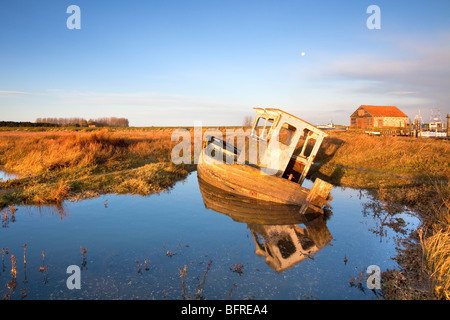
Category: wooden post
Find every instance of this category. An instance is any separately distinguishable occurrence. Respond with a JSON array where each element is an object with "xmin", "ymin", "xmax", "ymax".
[
  {"xmin": 413, "ymin": 119, "xmax": 417, "ymax": 138},
  {"xmin": 307, "ymin": 178, "xmax": 333, "ymax": 208},
  {"xmin": 447, "ymin": 114, "xmax": 449, "ymax": 138},
  {"xmin": 418, "ymin": 119, "xmax": 422, "ymax": 137}
]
